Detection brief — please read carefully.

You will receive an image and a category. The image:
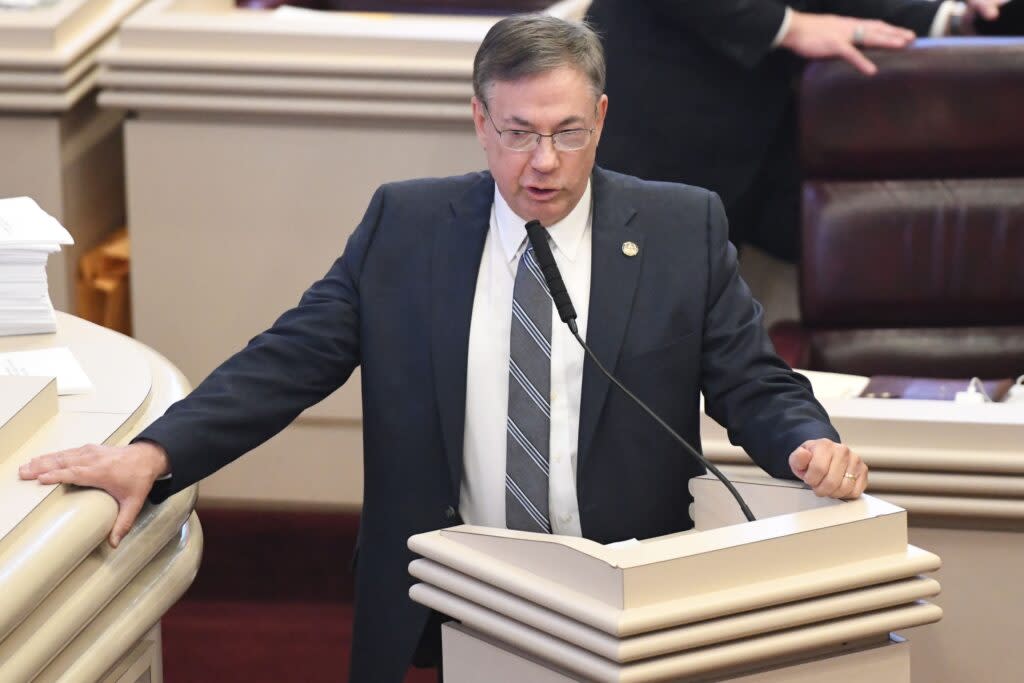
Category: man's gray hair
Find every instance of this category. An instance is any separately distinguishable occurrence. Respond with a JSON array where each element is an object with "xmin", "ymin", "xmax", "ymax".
[{"xmin": 473, "ymin": 14, "xmax": 606, "ymax": 105}]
